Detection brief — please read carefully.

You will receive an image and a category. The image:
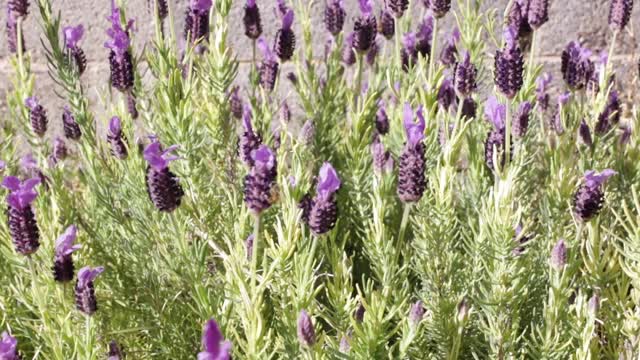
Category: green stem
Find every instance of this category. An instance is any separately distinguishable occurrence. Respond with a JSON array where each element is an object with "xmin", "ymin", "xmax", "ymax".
[
  {"xmin": 605, "ymin": 31, "xmax": 618, "ymax": 86},
  {"xmin": 85, "ymin": 315, "xmax": 93, "ymax": 359},
  {"xmin": 398, "ymin": 203, "xmax": 413, "ymax": 245},
  {"xmin": 526, "ymin": 31, "xmax": 536, "ymax": 81},
  {"xmin": 353, "ymin": 53, "xmax": 364, "ymax": 106},
  {"xmin": 428, "ymin": 18, "xmax": 439, "ymax": 83},
  {"xmin": 251, "ymin": 214, "xmax": 261, "ymax": 296},
  {"xmin": 251, "ymin": 40, "xmax": 257, "ymax": 98}
]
